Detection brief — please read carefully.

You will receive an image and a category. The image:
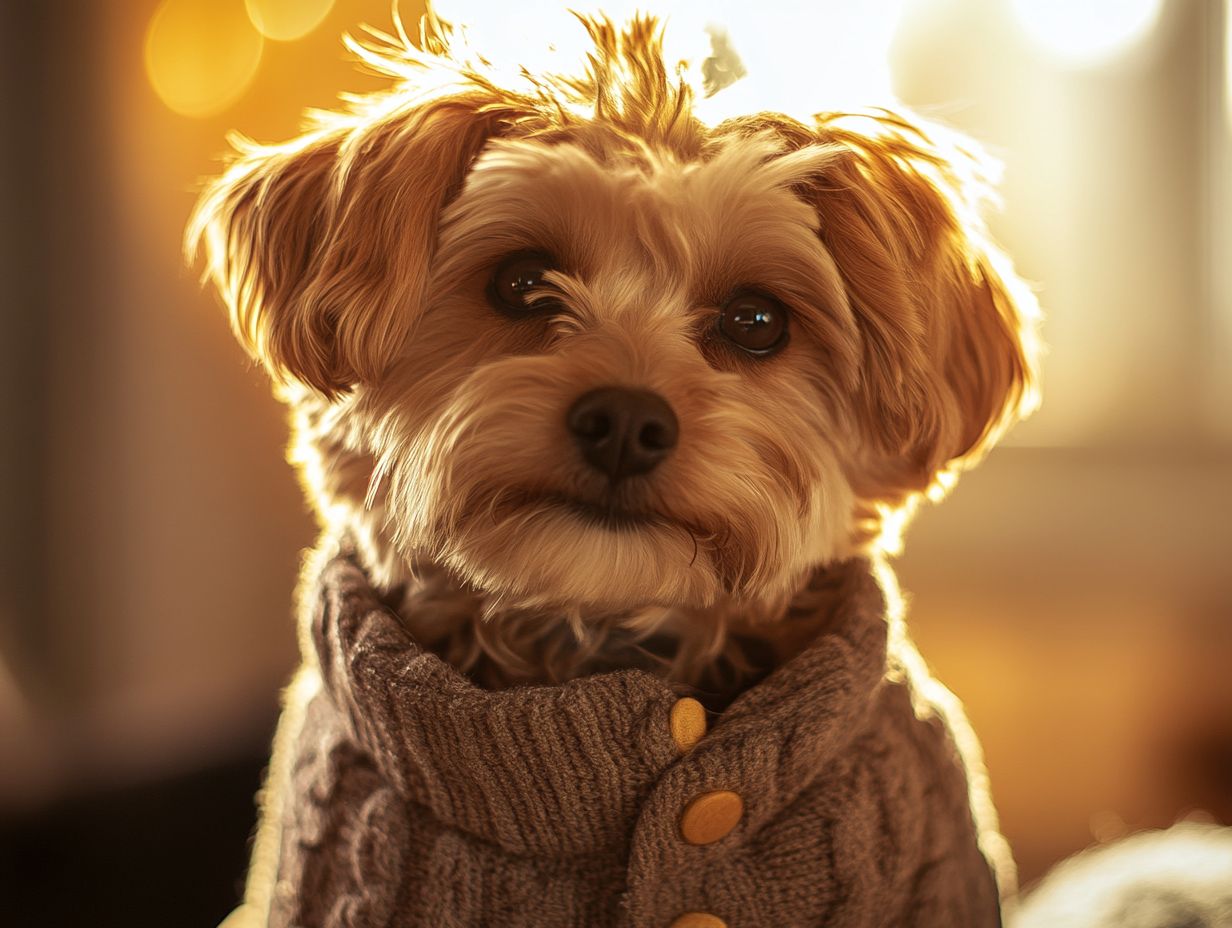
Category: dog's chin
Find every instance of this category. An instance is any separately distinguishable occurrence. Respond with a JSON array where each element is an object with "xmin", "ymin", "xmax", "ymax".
[{"xmin": 433, "ymin": 495, "xmax": 728, "ymax": 611}]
